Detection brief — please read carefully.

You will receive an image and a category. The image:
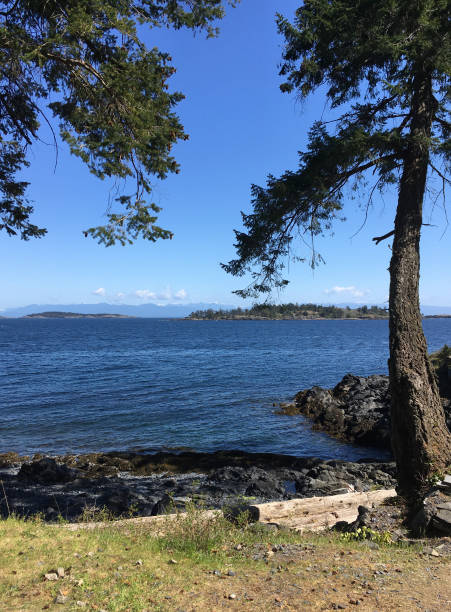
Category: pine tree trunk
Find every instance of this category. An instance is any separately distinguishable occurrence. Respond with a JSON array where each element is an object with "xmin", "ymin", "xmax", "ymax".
[{"xmin": 388, "ymin": 75, "xmax": 451, "ymax": 503}]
